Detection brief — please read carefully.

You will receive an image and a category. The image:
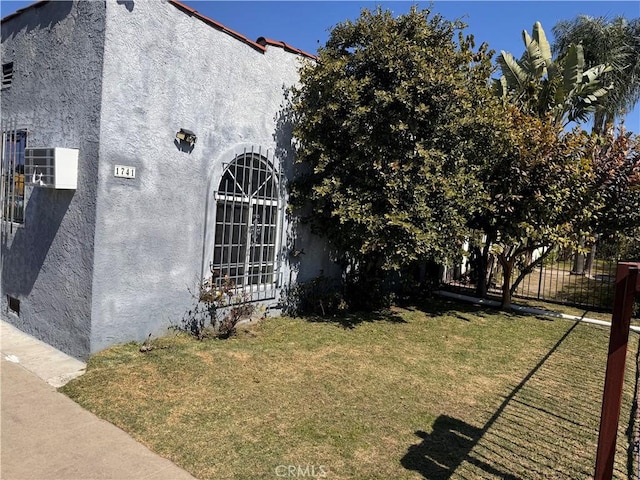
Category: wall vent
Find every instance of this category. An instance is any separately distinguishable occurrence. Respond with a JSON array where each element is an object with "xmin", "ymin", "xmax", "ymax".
[
  {"xmin": 7, "ymin": 295, "xmax": 20, "ymax": 316},
  {"xmin": 2, "ymin": 62, "xmax": 13, "ymax": 89}
]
